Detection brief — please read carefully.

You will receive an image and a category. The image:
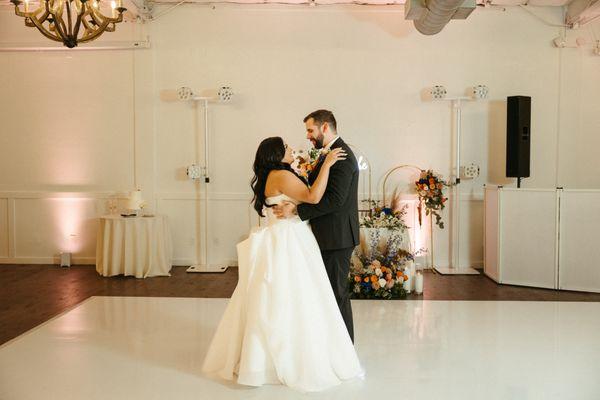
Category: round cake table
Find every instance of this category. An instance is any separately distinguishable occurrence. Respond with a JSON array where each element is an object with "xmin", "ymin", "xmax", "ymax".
[{"xmin": 96, "ymin": 215, "xmax": 173, "ymax": 278}]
